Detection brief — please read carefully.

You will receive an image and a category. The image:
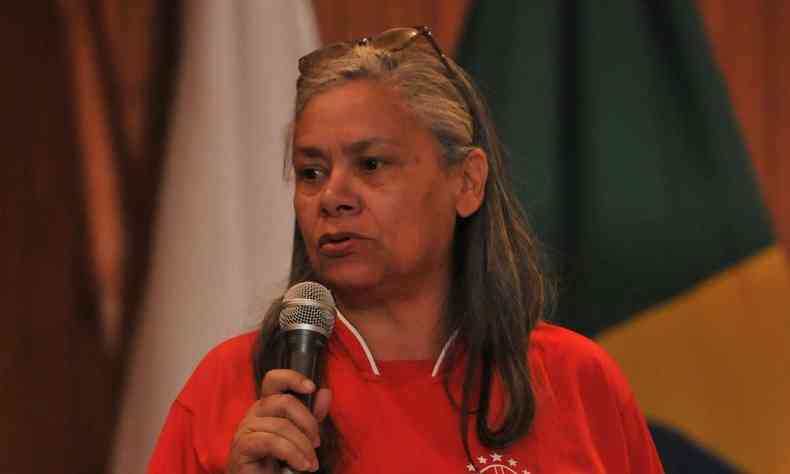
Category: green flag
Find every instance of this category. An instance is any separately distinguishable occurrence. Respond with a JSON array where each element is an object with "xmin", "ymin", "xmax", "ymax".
[
  {"xmin": 457, "ymin": 1, "xmax": 783, "ymax": 472},
  {"xmin": 458, "ymin": 0, "xmax": 772, "ymax": 336}
]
